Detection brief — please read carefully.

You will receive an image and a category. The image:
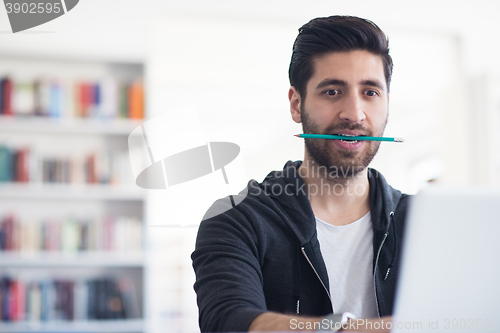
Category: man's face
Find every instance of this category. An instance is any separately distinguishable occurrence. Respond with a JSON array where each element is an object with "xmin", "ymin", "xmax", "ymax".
[{"xmin": 289, "ymin": 50, "xmax": 389, "ymax": 181}]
